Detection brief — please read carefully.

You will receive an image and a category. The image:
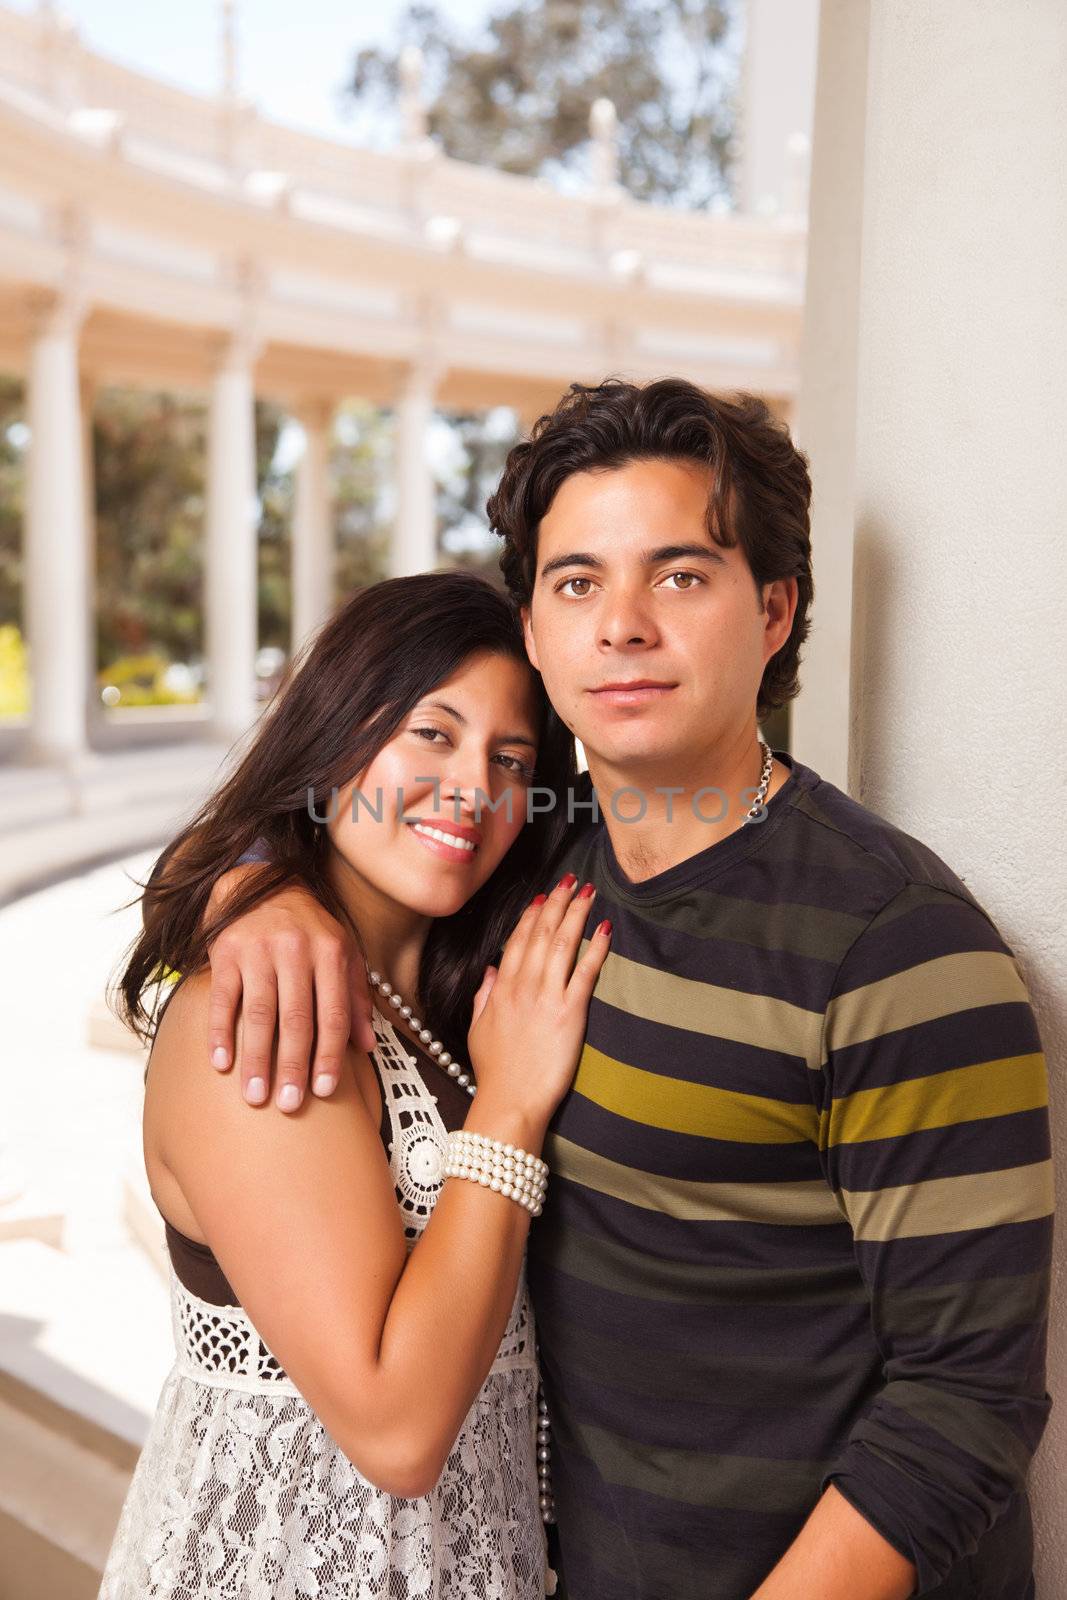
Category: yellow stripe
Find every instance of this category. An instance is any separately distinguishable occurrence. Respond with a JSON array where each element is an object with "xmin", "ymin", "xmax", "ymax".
[
  {"xmin": 547, "ymin": 1135, "xmax": 846, "ymax": 1226},
  {"xmin": 823, "ymin": 949, "xmax": 1028, "ymax": 1061},
  {"xmin": 838, "ymin": 1159, "xmax": 1054, "ymax": 1242},
  {"xmin": 823, "ymin": 1053, "xmax": 1048, "ymax": 1148},
  {"xmin": 574, "ymin": 1045, "xmax": 819, "ymax": 1145},
  {"xmin": 593, "ymin": 947, "xmax": 822, "ymax": 1062}
]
